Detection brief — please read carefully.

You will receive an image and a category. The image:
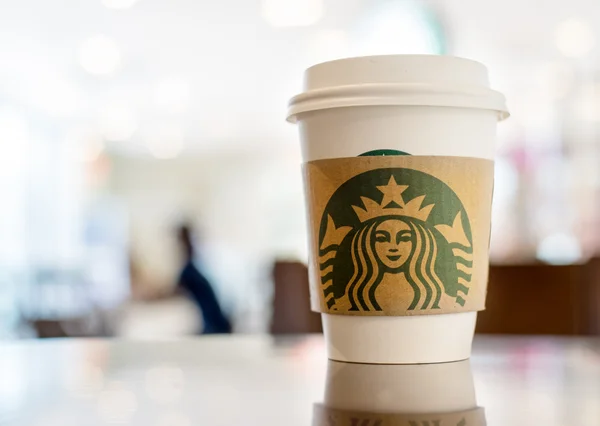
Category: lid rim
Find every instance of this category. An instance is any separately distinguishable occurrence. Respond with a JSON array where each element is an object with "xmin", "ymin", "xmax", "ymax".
[
  {"xmin": 287, "ymin": 103, "xmax": 510, "ymax": 123},
  {"xmin": 289, "ymin": 82, "xmax": 504, "ymax": 103},
  {"xmin": 287, "ymin": 83, "xmax": 509, "ymax": 123}
]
